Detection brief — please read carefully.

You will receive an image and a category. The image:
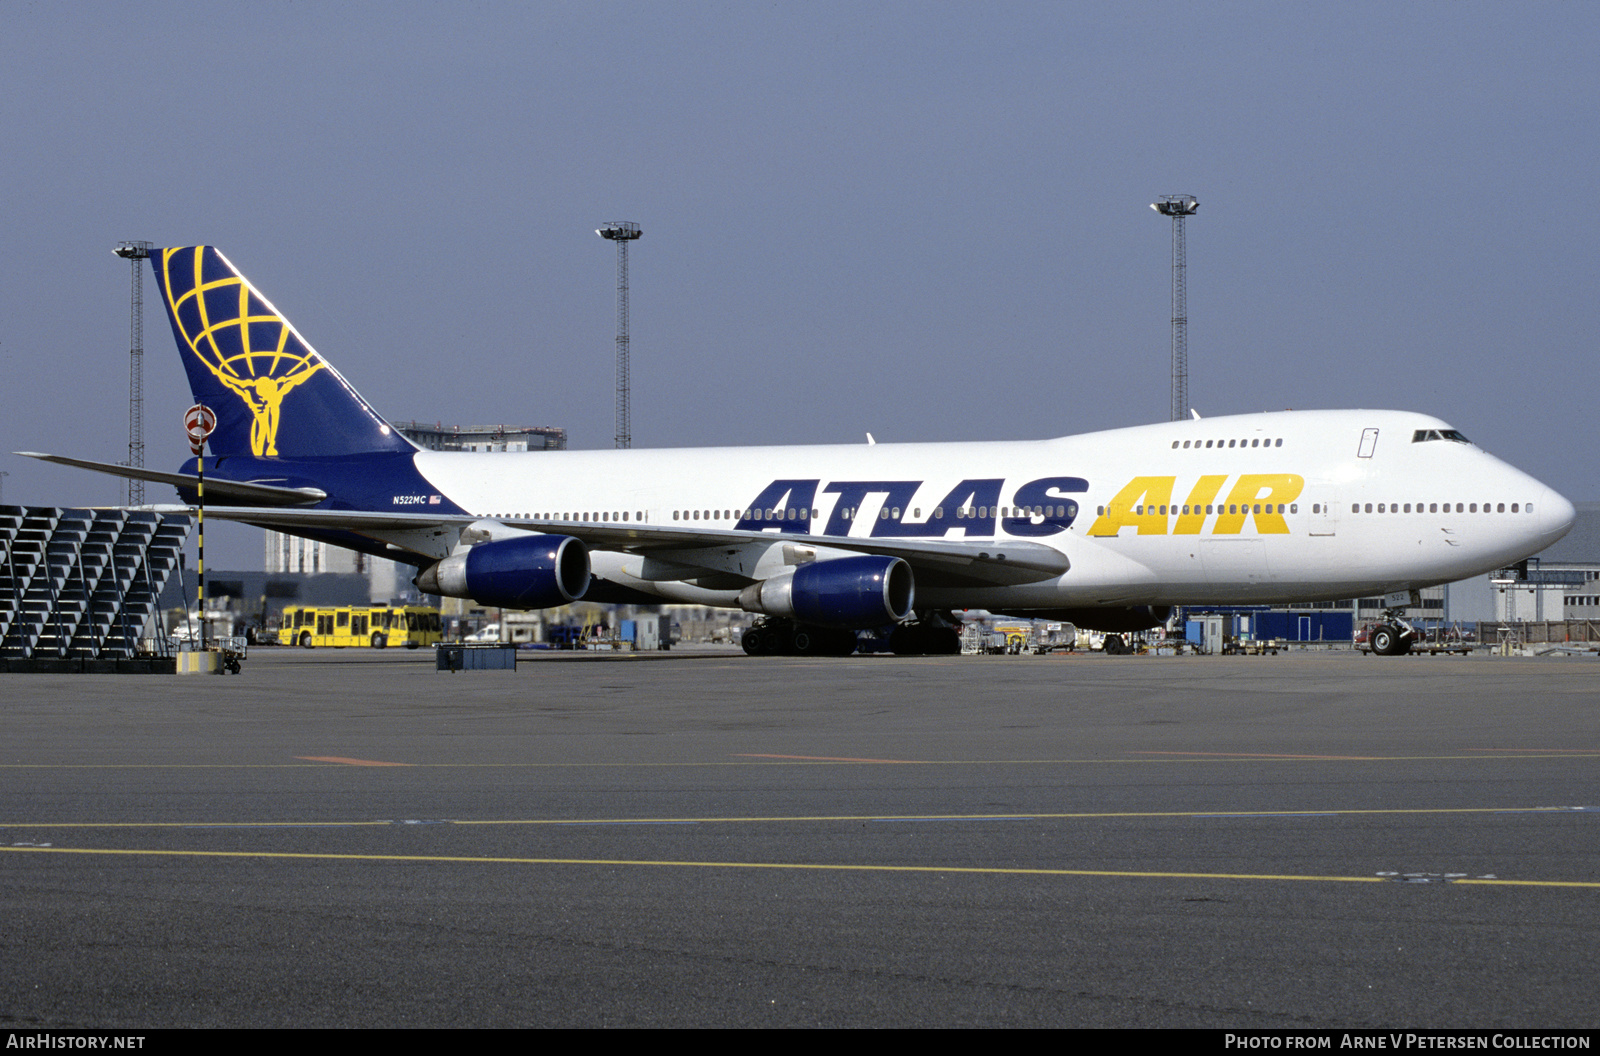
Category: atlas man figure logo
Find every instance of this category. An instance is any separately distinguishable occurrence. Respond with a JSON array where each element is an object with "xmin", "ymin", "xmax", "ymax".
[{"xmin": 213, "ymin": 362, "xmax": 323, "ymax": 457}]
